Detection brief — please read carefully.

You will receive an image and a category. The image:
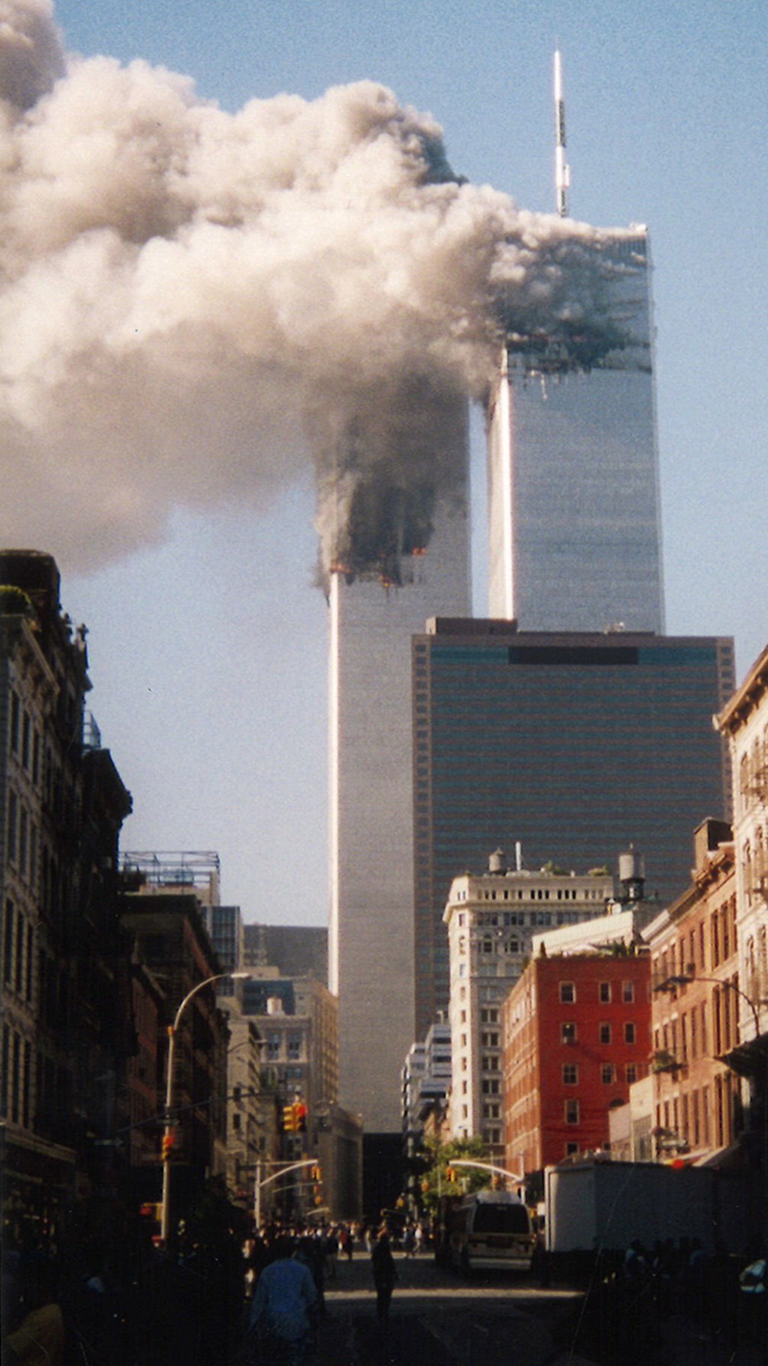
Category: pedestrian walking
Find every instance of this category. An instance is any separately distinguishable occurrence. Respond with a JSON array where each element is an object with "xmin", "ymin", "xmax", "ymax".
[
  {"xmin": 371, "ymin": 1230, "xmax": 398, "ymax": 1322},
  {"xmin": 248, "ymin": 1237, "xmax": 318, "ymax": 1365}
]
